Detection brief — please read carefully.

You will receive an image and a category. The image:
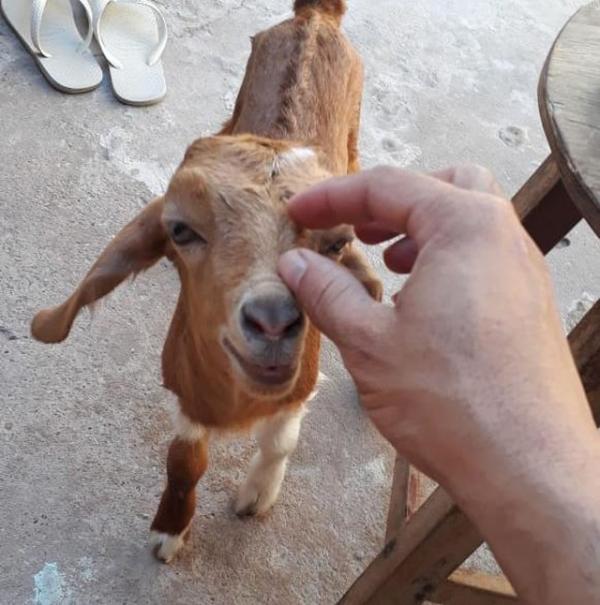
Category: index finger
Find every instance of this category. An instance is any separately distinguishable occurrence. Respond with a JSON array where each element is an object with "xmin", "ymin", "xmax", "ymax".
[{"xmin": 288, "ymin": 167, "xmax": 459, "ymax": 240}]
